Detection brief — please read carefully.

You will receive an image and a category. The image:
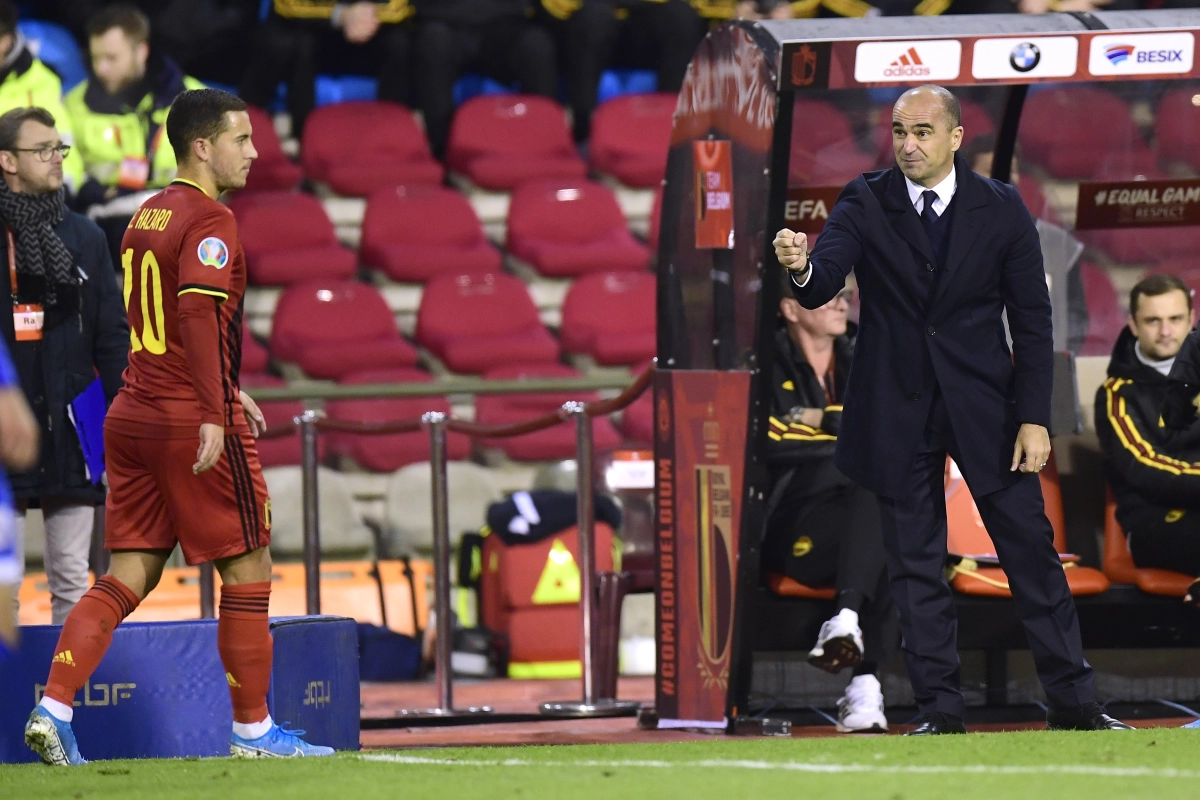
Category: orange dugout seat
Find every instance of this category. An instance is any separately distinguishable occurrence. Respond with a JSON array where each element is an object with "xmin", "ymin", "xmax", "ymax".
[
  {"xmin": 1101, "ymin": 491, "xmax": 1193, "ymax": 597},
  {"xmin": 945, "ymin": 455, "xmax": 1109, "ymax": 597}
]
